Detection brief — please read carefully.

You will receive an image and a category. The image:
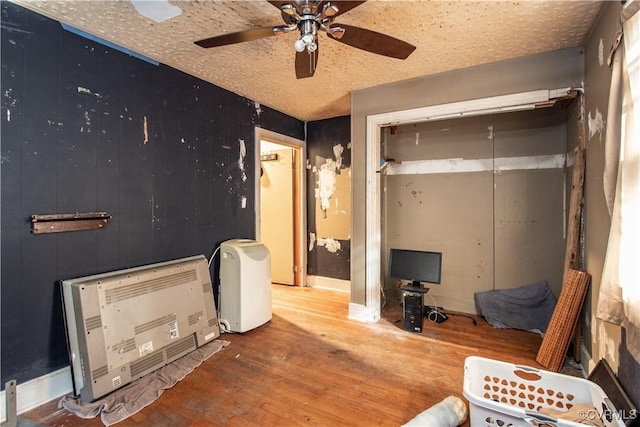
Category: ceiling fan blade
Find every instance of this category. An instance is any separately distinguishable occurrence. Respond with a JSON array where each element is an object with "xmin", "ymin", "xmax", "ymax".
[
  {"xmin": 195, "ymin": 26, "xmax": 281, "ymax": 48},
  {"xmin": 295, "ymin": 45, "xmax": 319, "ymax": 79},
  {"xmin": 327, "ymin": 23, "xmax": 416, "ymax": 59}
]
